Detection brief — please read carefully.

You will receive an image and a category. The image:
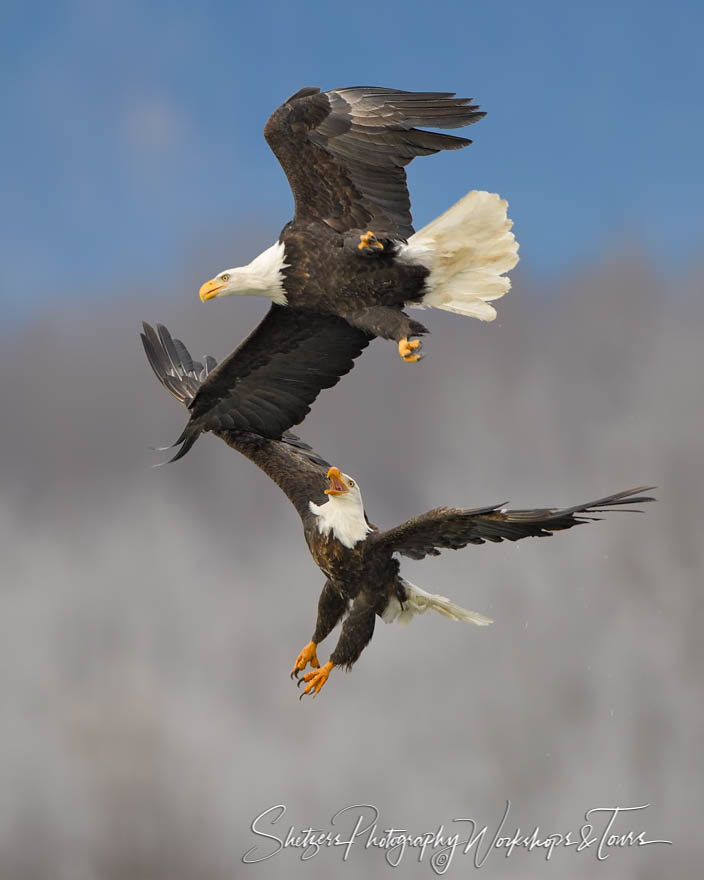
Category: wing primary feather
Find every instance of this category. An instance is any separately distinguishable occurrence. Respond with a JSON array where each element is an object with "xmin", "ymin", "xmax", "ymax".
[
  {"xmin": 372, "ymin": 488, "xmax": 656, "ymax": 560},
  {"xmin": 164, "ymin": 429, "xmax": 201, "ymax": 464},
  {"xmin": 142, "ymin": 310, "xmax": 369, "ymax": 462},
  {"xmin": 156, "ymin": 324, "xmax": 184, "ymax": 378},
  {"xmin": 265, "ymin": 85, "xmax": 486, "ymax": 237},
  {"xmin": 172, "ymin": 337, "xmax": 195, "ymax": 376}
]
